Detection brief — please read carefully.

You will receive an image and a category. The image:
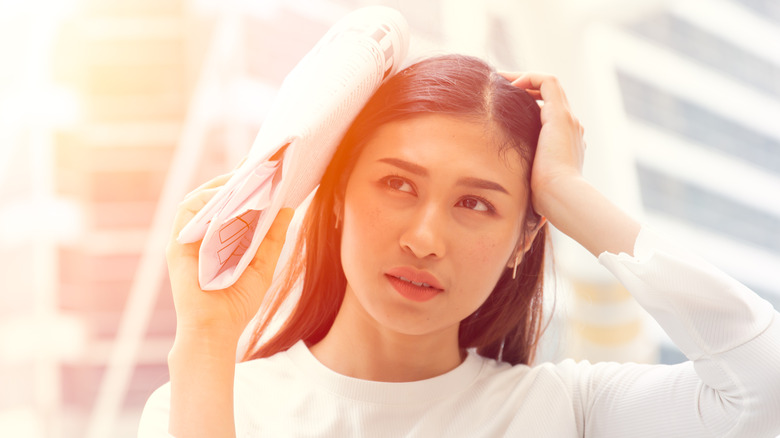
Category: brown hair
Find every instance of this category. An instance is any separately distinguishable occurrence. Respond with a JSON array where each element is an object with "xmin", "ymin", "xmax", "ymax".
[{"xmin": 244, "ymin": 54, "xmax": 547, "ymax": 365}]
